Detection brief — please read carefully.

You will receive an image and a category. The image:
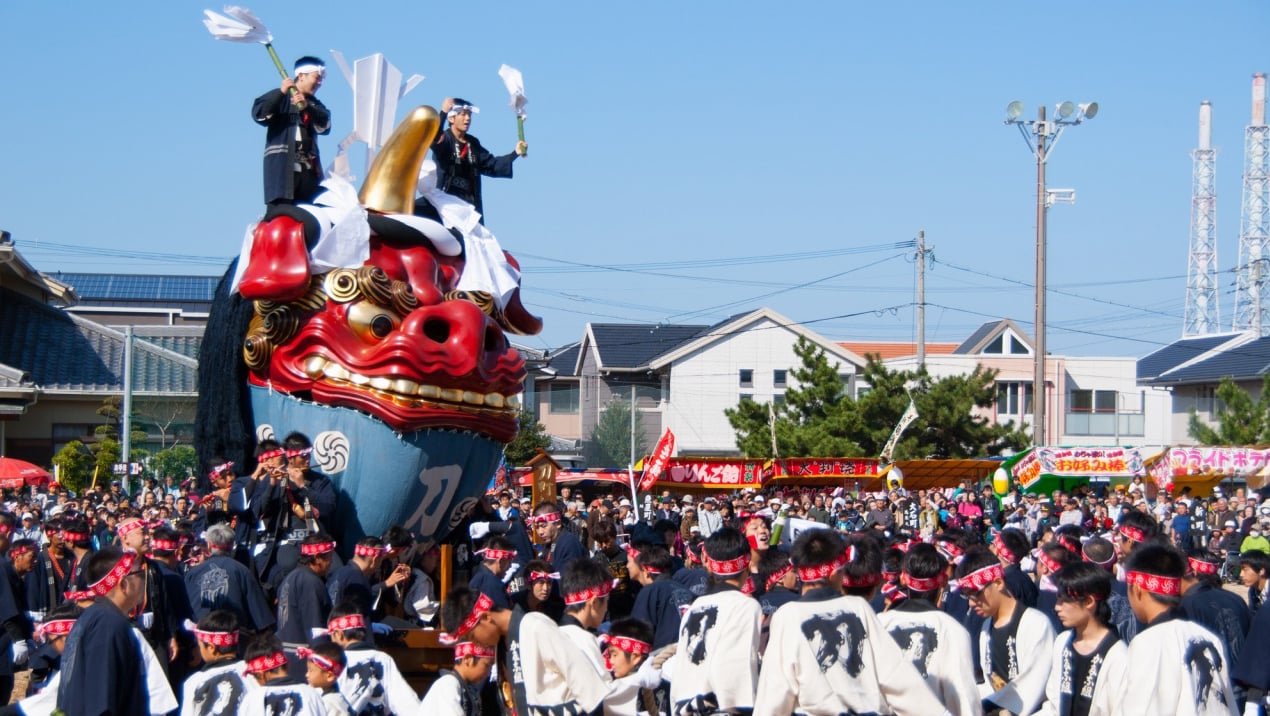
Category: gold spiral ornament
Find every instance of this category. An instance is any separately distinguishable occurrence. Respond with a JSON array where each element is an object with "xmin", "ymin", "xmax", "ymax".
[
  {"xmin": 324, "ymin": 270, "xmax": 360, "ymax": 303},
  {"xmin": 261, "ymin": 307, "xmax": 301, "ymax": 344},
  {"xmin": 445, "ymin": 290, "xmax": 497, "ymax": 318},
  {"xmin": 242, "ymin": 329, "xmax": 273, "ymax": 370},
  {"xmin": 389, "ymin": 281, "xmax": 419, "ymax": 315},
  {"xmin": 293, "ymin": 277, "xmax": 328, "ymax": 312},
  {"xmin": 358, "ymin": 265, "xmax": 394, "ymax": 307},
  {"xmin": 255, "ymin": 300, "xmax": 278, "ymax": 317}
]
